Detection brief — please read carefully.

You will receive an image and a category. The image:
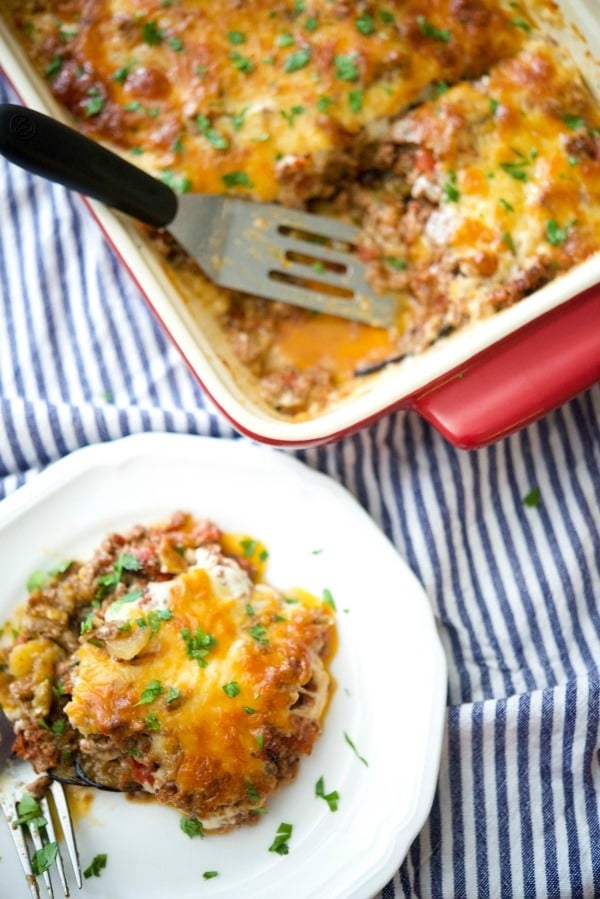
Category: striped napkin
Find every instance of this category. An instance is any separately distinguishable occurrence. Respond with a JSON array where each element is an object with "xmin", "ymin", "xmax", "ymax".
[{"xmin": 1, "ymin": 76, "xmax": 599, "ymax": 898}]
